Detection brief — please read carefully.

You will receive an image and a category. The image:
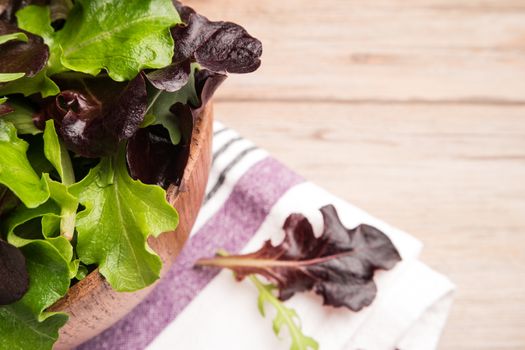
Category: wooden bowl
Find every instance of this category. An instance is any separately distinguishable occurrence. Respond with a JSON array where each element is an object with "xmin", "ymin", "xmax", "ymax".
[{"xmin": 50, "ymin": 103, "xmax": 214, "ymax": 349}]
